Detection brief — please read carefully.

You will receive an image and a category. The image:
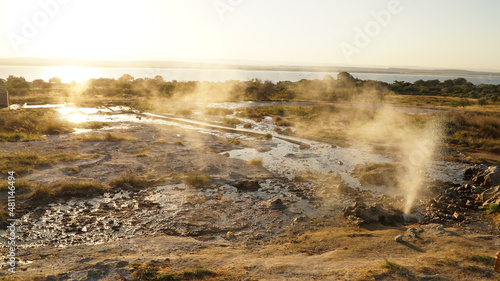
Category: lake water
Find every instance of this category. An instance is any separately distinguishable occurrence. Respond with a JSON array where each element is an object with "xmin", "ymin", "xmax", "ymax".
[{"xmin": 1, "ymin": 65, "xmax": 499, "ymax": 85}]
